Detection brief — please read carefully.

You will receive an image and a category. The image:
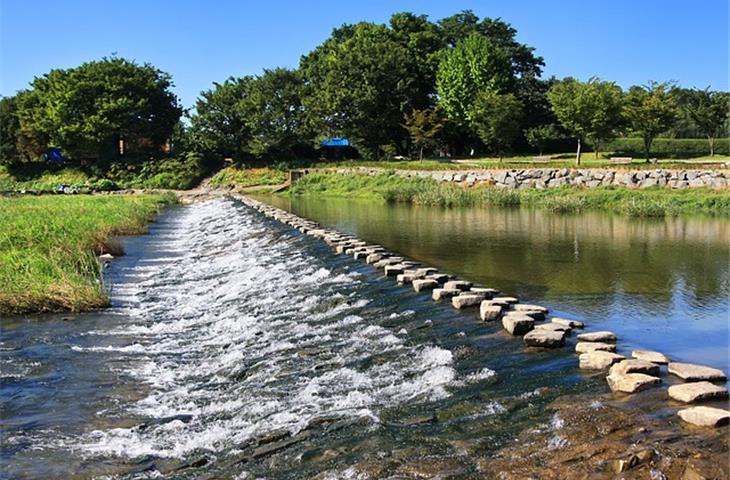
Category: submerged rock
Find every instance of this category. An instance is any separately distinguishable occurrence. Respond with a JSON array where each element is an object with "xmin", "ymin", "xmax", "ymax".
[
  {"xmin": 668, "ymin": 382, "xmax": 729, "ymax": 403},
  {"xmin": 677, "ymin": 406, "xmax": 730, "ymax": 427},
  {"xmin": 606, "ymin": 373, "xmax": 661, "ymax": 393},
  {"xmin": 668, "ymin": 362, "xmax": 727, "ymax": 382}
]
